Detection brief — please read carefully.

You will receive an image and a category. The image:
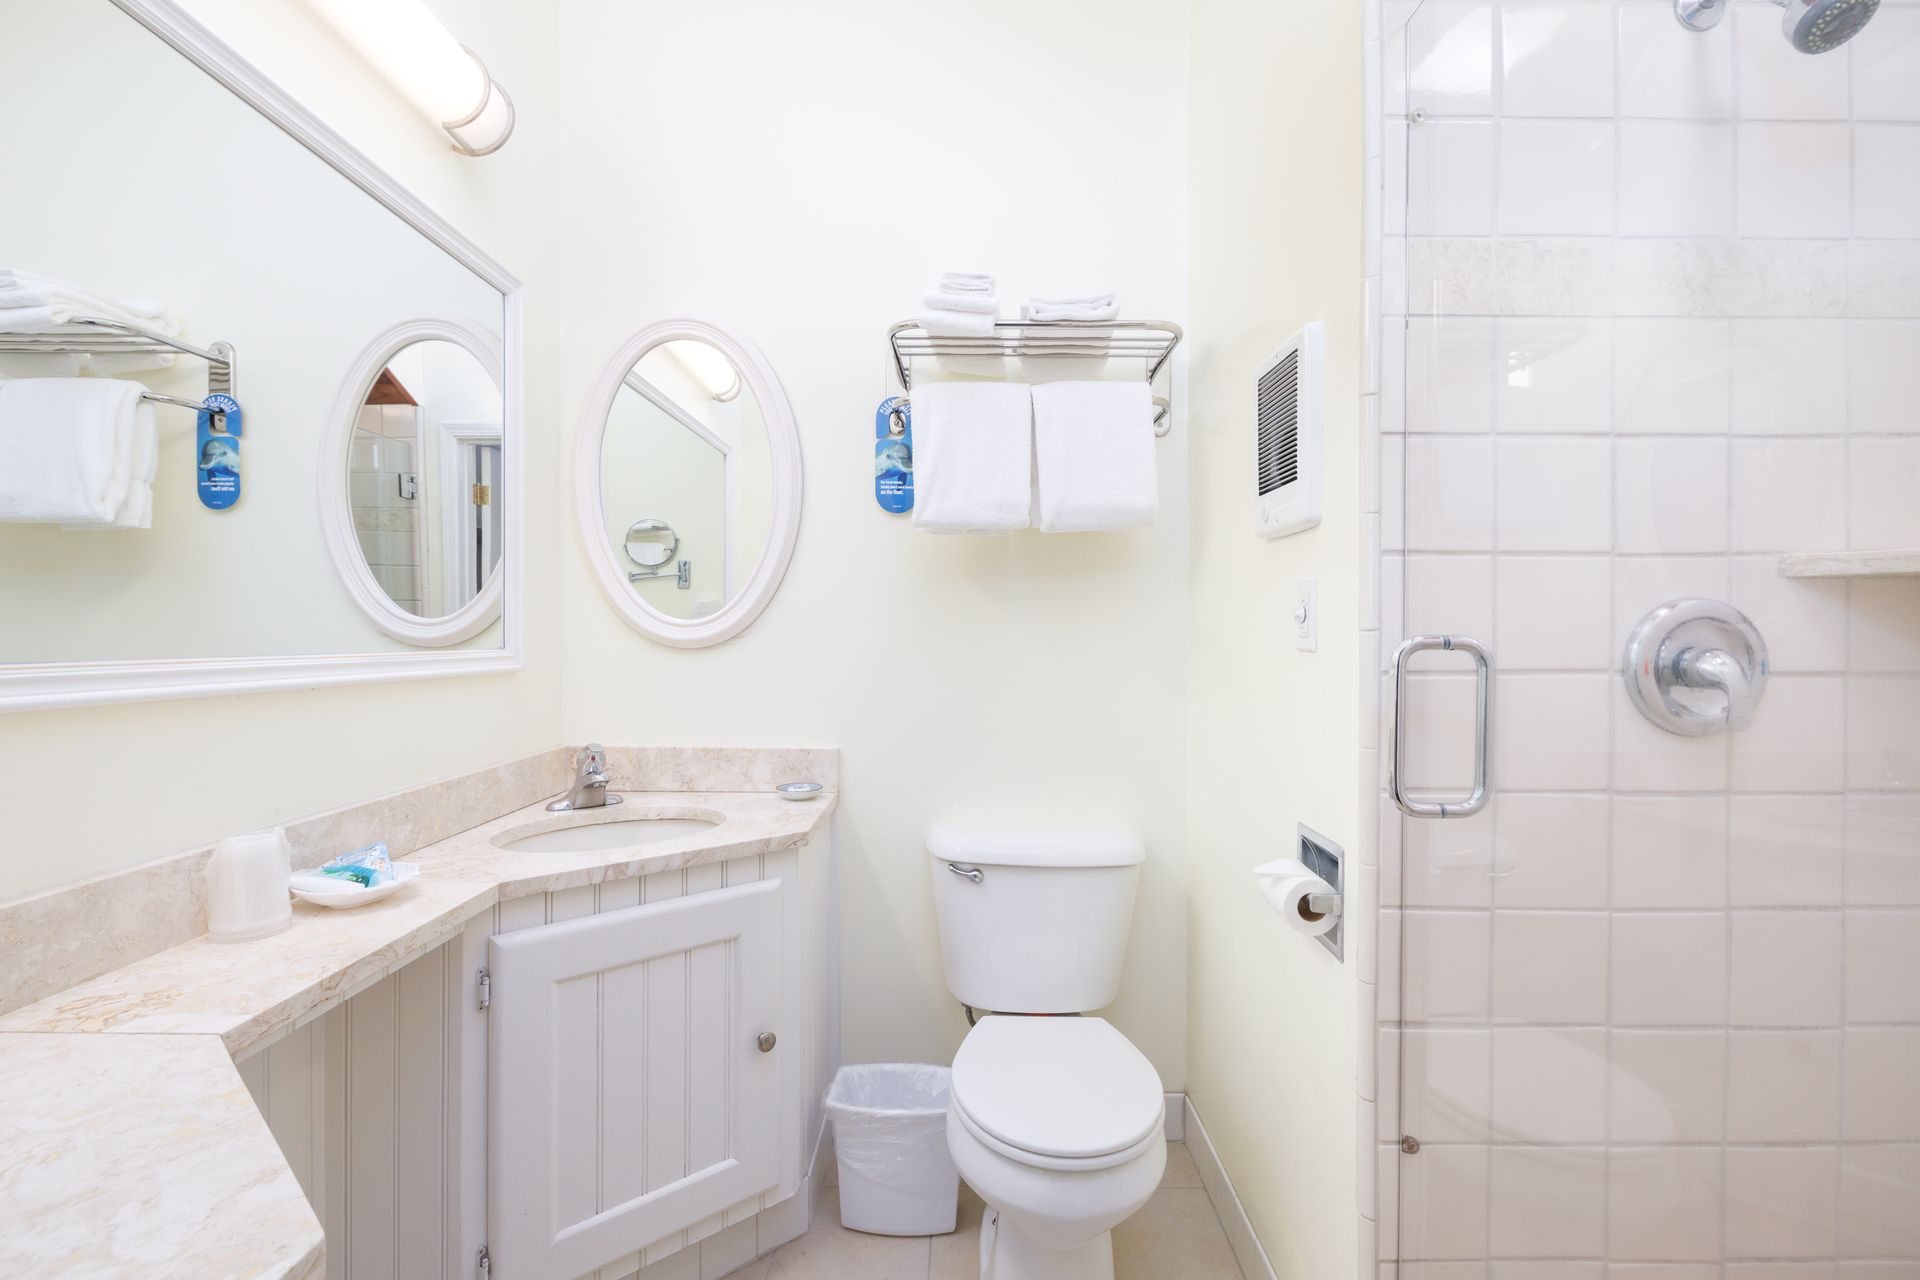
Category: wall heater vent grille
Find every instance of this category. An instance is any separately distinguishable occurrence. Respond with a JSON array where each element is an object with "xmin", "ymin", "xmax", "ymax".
[{"xmin": 1254, "ymin": 321, "xmax": 1324, "ymax": 539}]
